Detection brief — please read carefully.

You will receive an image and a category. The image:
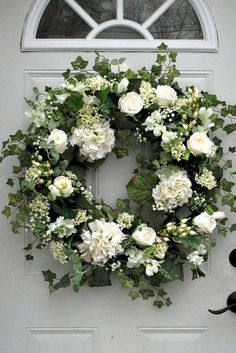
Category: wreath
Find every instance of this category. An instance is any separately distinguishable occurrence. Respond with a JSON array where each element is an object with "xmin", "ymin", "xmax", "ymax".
[{"xmin": 2, "ymin": 43, "xmax": 236, "ymax": 308}]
